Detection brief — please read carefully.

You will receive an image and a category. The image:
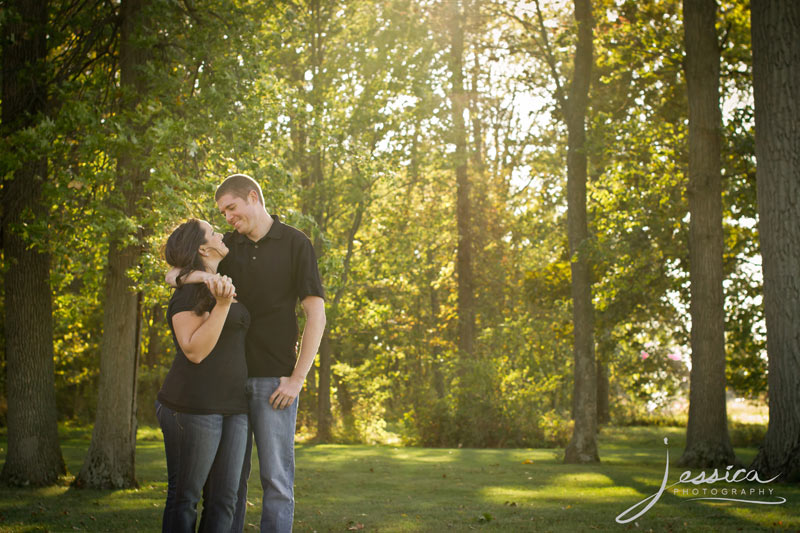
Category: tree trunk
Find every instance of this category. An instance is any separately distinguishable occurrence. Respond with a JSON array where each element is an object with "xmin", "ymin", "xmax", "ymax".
[
  {"xmin": 427, "ymin": 248, "xmax": 446, "ymax": 400},
  {"xmin": 335, "ymin": 372, "xmax": 355, "ymax": 435},
  {"xmin": 311, "ymin": 224, "xmax": 332, "ymax": 442},
  {"xmin": 137, "ymin": 303, "xmax": 164, "ymax": 426},
  {"xmin": 0, "ymin": 0, "xmax": 66, "ymax": 487},
  {"xmin": 563, "ymin": 0, "xmax": 599, "ymax": 464},
  {"xmin": 316, "ymin": 195, "xmax": 364, "ymax": 441},
  {"xmin": 144, "ymin": 304, "xmax": 164, "ymax": 367},
  {"xmin": 749, "ymin": 0, "xmax": 800, "ymax": 482},
  {"xmin": 75, "ymin": 0, "xmax": 148, "ymax": 489},
  {"xmin": 316, "ymin": 330, "xmax": 333, "ymax": 441},
  {"xmin": 679, "ymin": 0, "xmax": 735, "ymax": 468},
  {"xmin": 305, "ymin": 0, "xmax": 335, "ymax": 441},
  {"xmin": 596, "ymin": 359, "xmax": 610, "ymax": 425},
  {"xmin": 448, "ymin": 0, "xmax": 476, "ymax": 358}
]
